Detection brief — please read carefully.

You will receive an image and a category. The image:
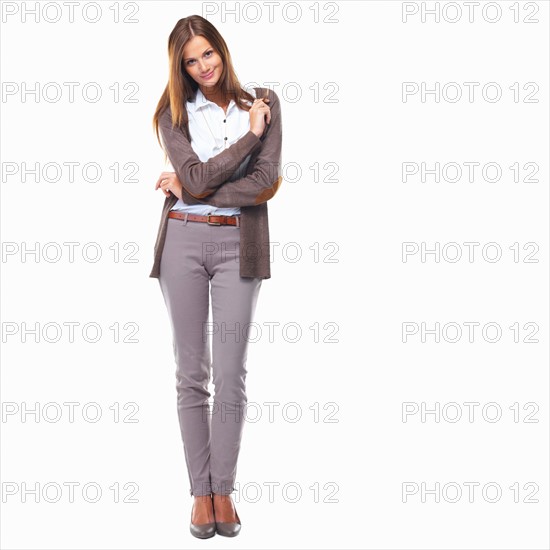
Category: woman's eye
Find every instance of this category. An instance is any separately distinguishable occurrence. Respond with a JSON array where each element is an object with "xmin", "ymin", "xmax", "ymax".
[{"xmin": 186, "ymin": 51, "xmax": 212, "ymax": 65}]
